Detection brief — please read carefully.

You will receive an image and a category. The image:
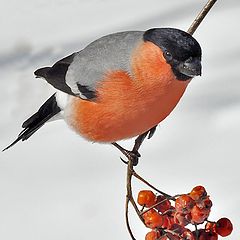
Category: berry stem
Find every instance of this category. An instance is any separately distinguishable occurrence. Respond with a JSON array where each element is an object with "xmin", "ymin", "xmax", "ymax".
[
  {"xmin": 194, "ymin": 224, "xmax": 199, "ymax": 240},
  {"xmin": 132, "ymin": 171, "xmax": 172, "ymax": 199},
  {"xmin": 140, "ymin": 196, "xmax": 177, "ymax": 216},
  {"xmin": 206, "ymin": 220, "xmax": 216, "ymax": 224},
  {"xmin": 164, "ymin": 229, "xmax": 181, "ymax": 237}
]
